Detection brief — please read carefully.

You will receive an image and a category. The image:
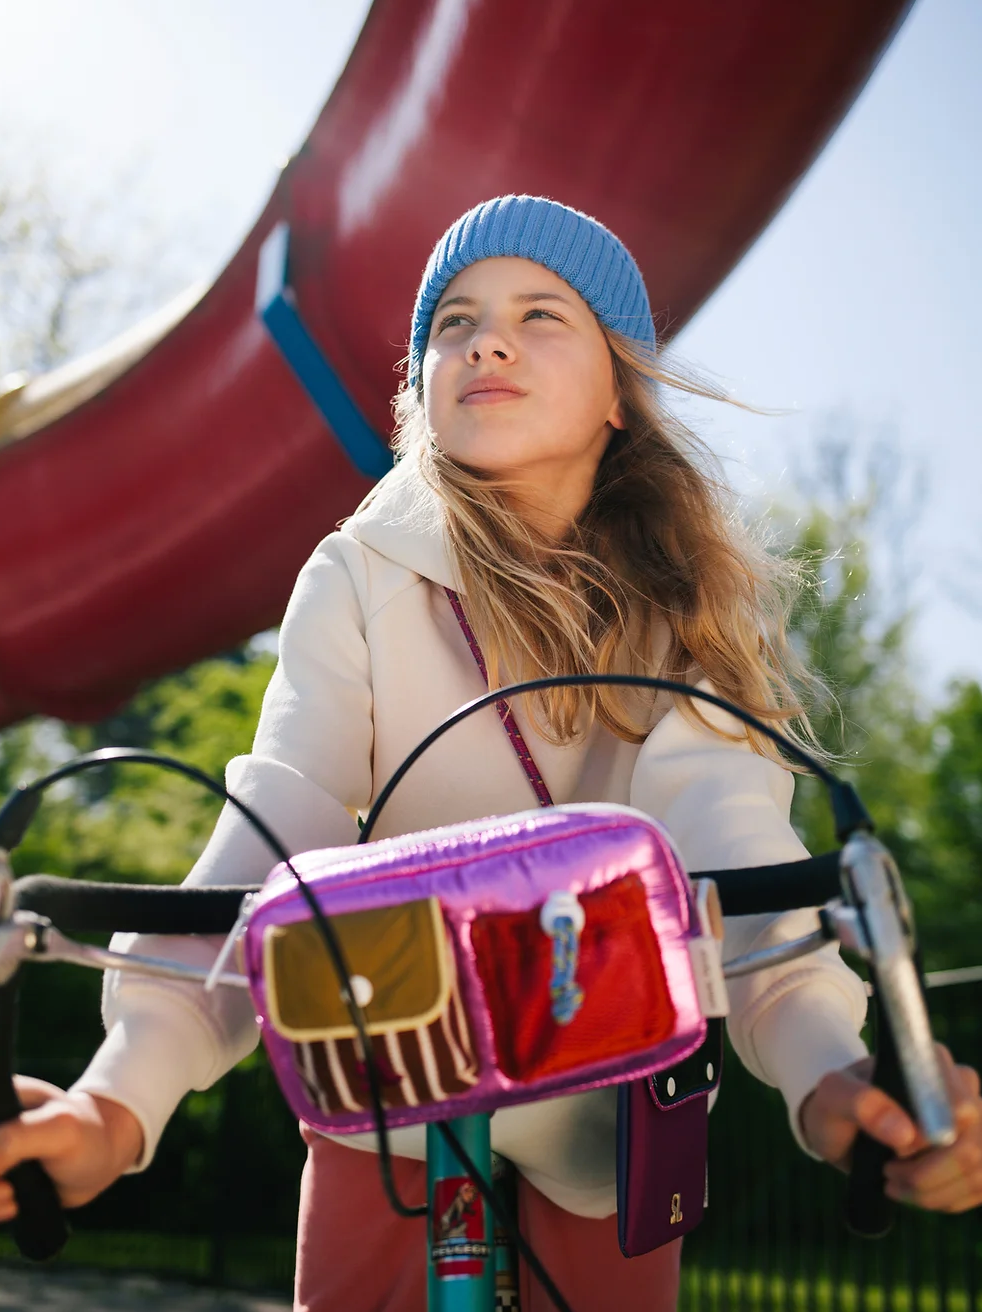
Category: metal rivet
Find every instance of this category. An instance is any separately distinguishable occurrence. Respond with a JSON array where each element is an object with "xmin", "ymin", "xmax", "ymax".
[
  {"xmin": 666, "ymin": 1076, "xmax": 676, "ymax": 1097},
  {"xmin": 706, "ymin": 1062, "xmax": 714, "ymax": 1082}
]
